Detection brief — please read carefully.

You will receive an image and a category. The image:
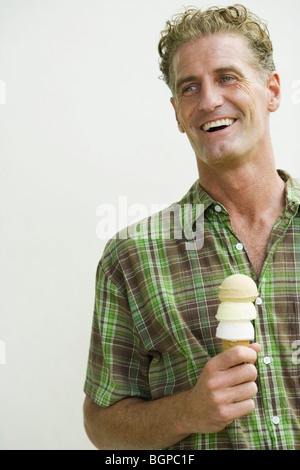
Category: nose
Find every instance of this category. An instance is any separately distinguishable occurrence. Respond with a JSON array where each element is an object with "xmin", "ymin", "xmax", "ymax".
[{"xmin": 198, "ymin": 80, "xmax": 224, "ymax": 113}]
